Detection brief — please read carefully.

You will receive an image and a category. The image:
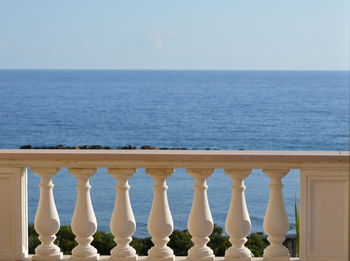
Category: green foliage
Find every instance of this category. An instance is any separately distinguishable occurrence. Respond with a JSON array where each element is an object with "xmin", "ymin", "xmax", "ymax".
[
  {"xmin": 246, "ymin": 233, "xmax": 268, "ymax": 257},
  {"xmin": 91, "ymin": 230, "xmax": 115, "ymax": 255},
  {"xmin": 28, "ymin": 224, "xmax": 40, "ymax": 254},
  {"xmin": 208, "ymin": 225, "xmax": 230, "ymax": 256},
  {"xmin": 55, "ymin": 226, "xmax": 77, "ymax": 254},
  {"xmin": 131, "ymin": 236, "xmax": 153, "ymax": 255},
  {"xmin": 294, "ymin": 196, "xmax": 300, "ymax": 257},
  {"xmin": 28, "ymin": 224, "xmax": 267, "ymax": 257},
  {"xmin": 168, "ymin": 229, "xmax": 193, "ymax": 256}
]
